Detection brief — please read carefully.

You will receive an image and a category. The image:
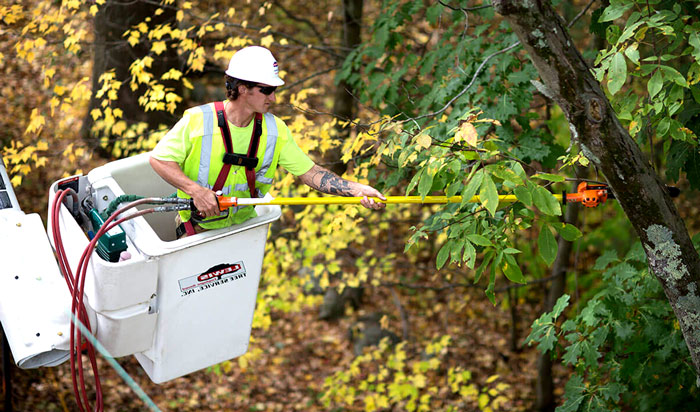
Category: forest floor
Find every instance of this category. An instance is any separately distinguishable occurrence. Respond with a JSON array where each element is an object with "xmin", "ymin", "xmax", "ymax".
[{"xmin": 2, "ymin": 281, "xmax": 566, "ymax": 412}]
